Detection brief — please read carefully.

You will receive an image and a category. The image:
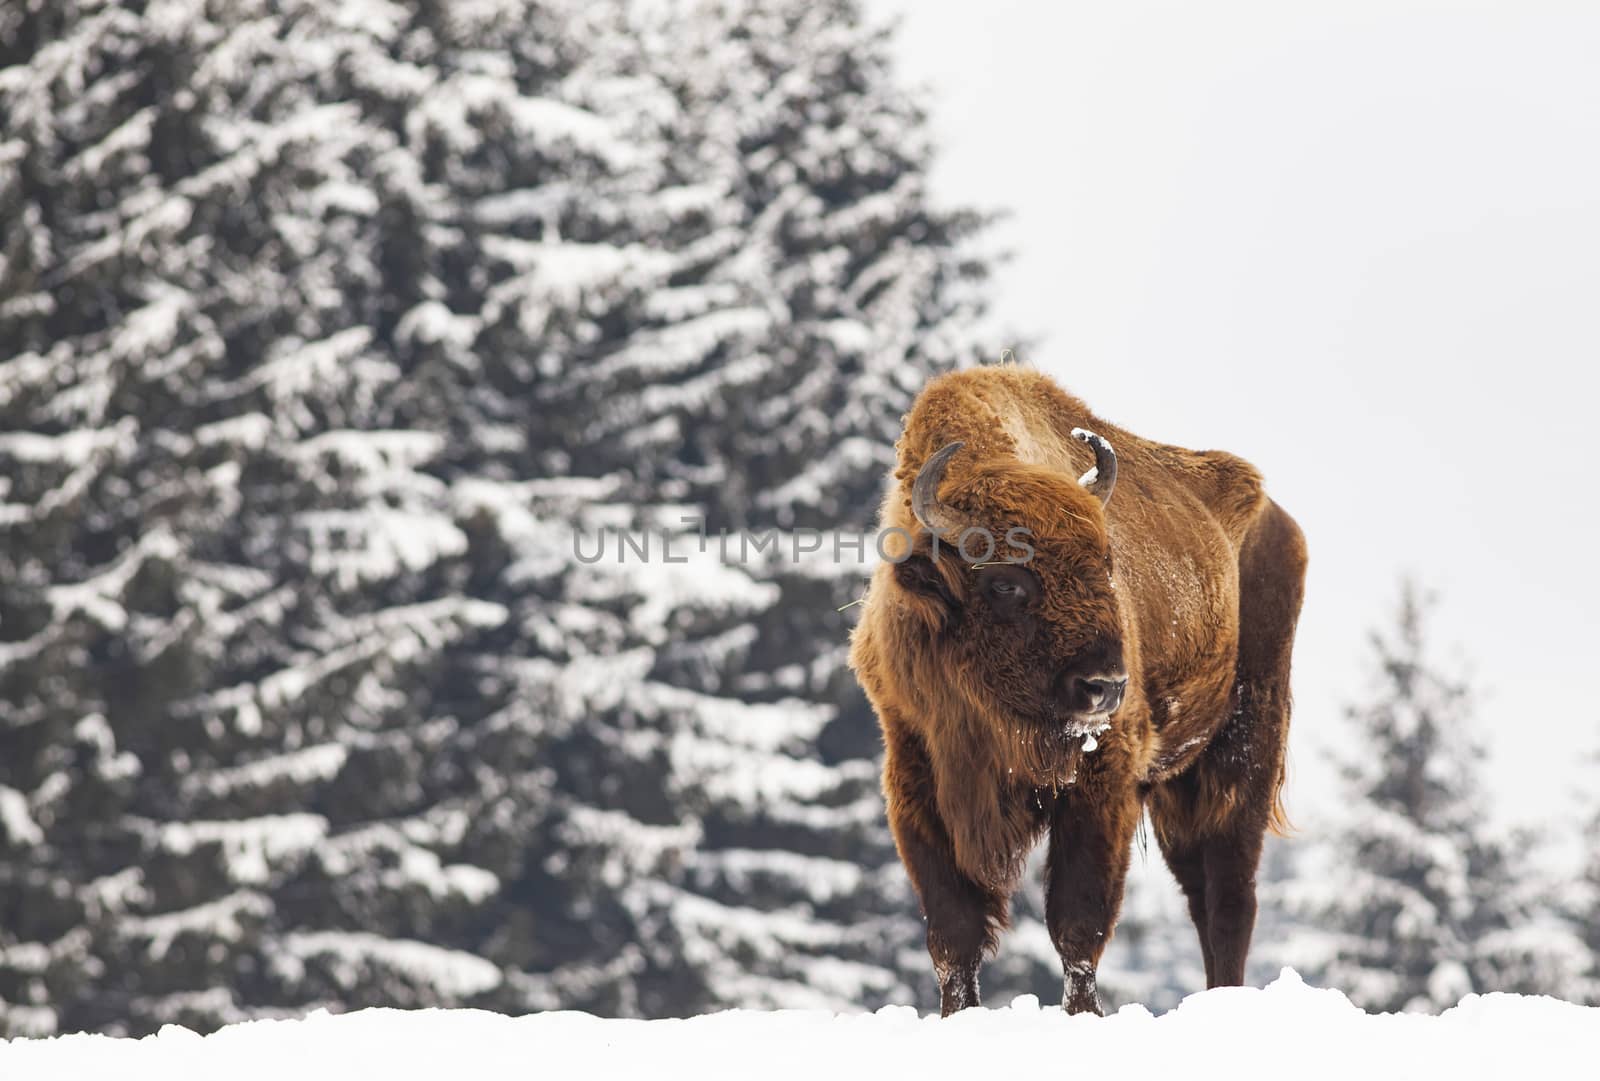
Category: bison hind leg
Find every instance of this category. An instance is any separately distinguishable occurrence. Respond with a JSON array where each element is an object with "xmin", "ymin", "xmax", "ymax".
[
  {"xmin": 1150, "ymin": 765, "xmax": 1270, "ymax": 989},
  {"xmin": 1151, "ymin": 498, "xmax": 1305, "ymax": 989}
]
